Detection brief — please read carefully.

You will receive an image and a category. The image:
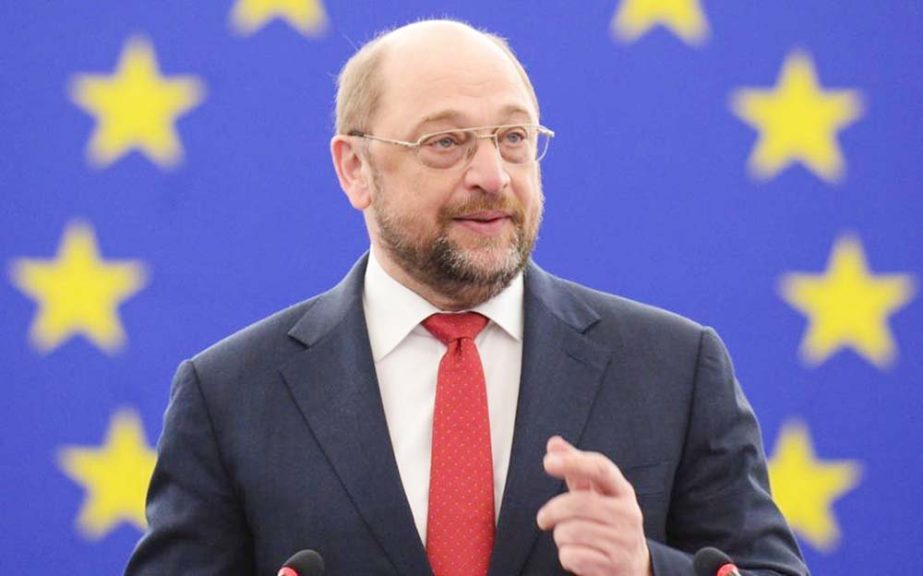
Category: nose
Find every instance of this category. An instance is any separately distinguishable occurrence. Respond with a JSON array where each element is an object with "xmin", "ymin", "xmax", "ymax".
[{"xmin": 463, "ymin": 136, "xmax": 511, "ymax": 194}]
